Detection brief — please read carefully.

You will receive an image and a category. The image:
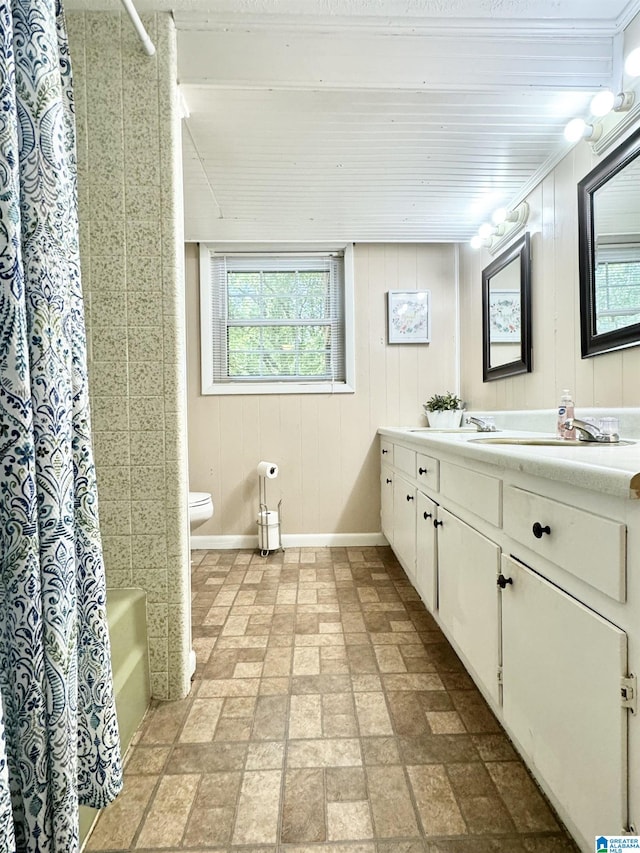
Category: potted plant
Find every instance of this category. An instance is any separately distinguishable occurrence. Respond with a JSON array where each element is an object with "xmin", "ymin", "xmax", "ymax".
[{"xmin": 423, "ymin": 392, "xmax": 464, "ymax": 429}]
